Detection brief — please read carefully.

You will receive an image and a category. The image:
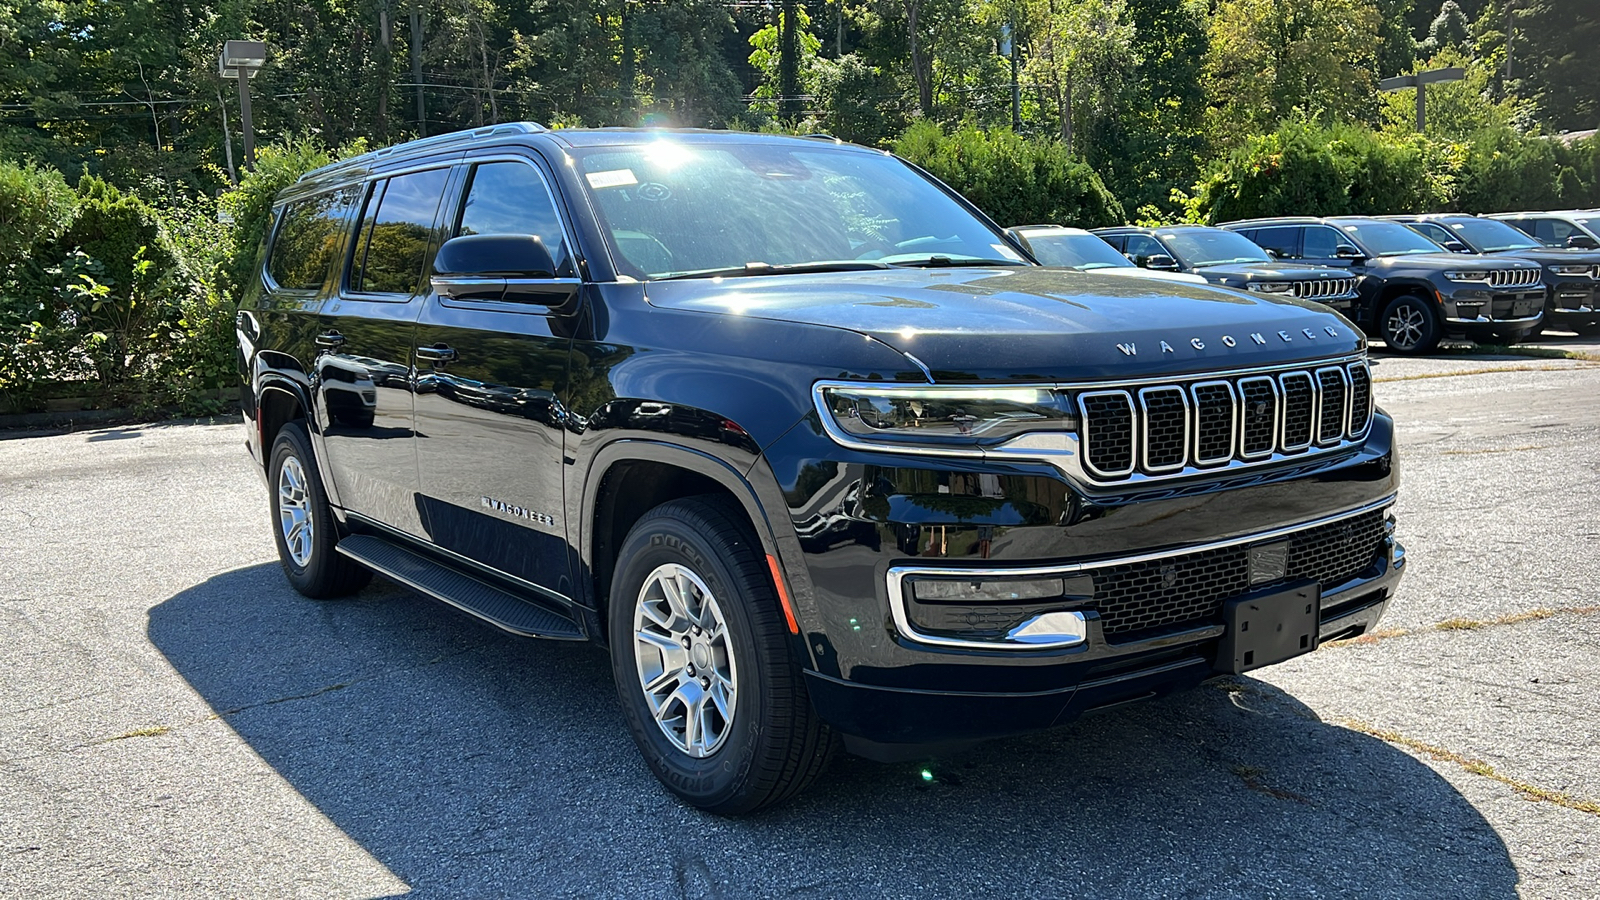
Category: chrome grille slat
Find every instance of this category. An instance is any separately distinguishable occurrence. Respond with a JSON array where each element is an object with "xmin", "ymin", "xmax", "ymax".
[
  {"xmin": 1486, "ymin": 268, "xmax": 1541, "ymax": 289},
  {"xmin": 1074, "ymin": 359, "xmax": 1375, "ymax": 483}
]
